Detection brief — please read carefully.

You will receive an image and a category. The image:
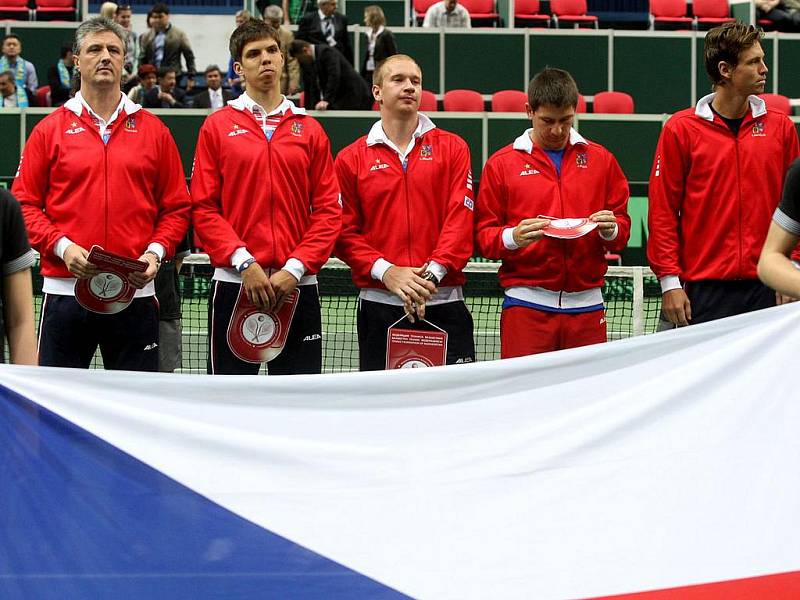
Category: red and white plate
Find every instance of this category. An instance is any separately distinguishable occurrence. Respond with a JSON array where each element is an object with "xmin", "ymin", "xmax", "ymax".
[{"xmin": 541, "ymin": 217, "xmax": 598, "ymax": 240}]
